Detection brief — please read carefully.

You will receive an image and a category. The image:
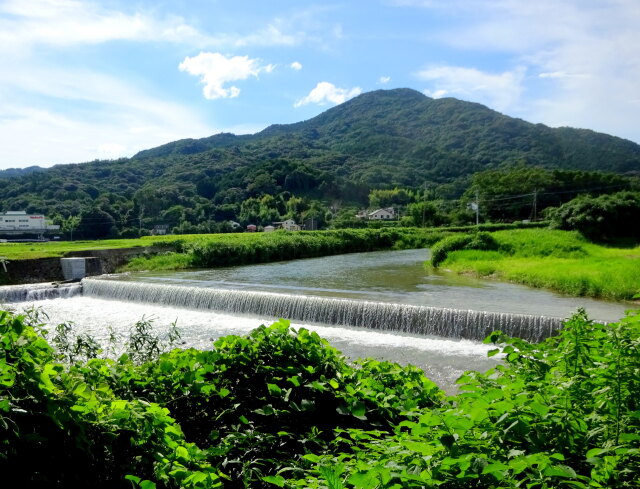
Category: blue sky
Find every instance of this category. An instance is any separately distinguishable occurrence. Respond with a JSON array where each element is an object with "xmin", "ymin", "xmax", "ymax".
[{"xmin": 1, "ymin": 0, "xmax": 639, "ymax": 169}]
